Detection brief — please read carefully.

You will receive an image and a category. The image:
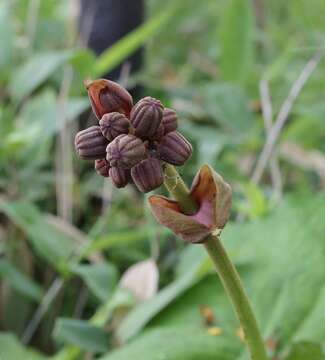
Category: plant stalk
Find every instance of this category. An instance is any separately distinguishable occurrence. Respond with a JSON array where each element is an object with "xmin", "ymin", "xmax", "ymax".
[
  {"xmin": 204, "ymin": 235, "xmax": 267, "ymax": 360},
  {"xmin": 163, "ymin": 164, "xmax": 268, "ymax": 360}
]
